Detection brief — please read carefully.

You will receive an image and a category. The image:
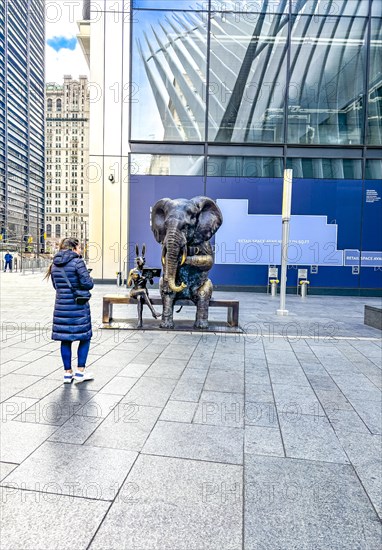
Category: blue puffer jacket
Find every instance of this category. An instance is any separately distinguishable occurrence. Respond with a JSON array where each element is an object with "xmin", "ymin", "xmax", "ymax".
[{"xmin": 51, "ymin": 250, "xmax": 94, "ymax": 341}]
